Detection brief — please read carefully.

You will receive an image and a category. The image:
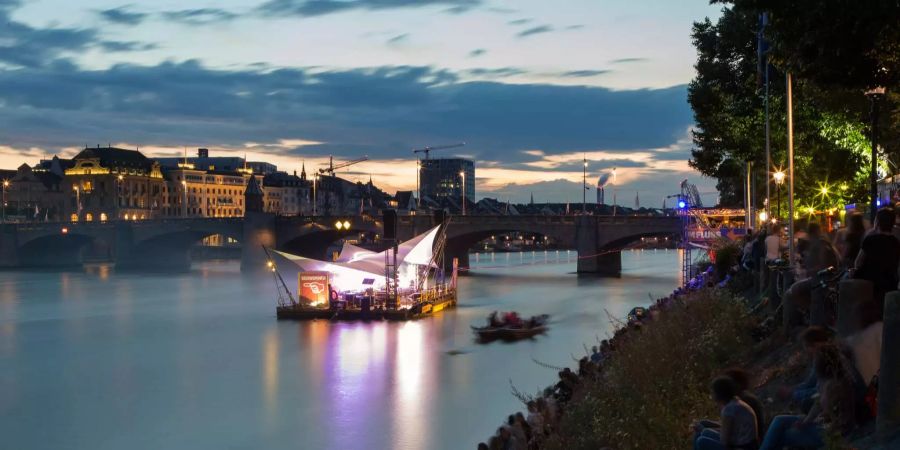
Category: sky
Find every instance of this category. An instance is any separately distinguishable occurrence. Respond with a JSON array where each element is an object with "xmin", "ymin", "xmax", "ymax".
[{"xmin": 0, "ymin": 0, "xmax": 723, "ymax": 206}]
